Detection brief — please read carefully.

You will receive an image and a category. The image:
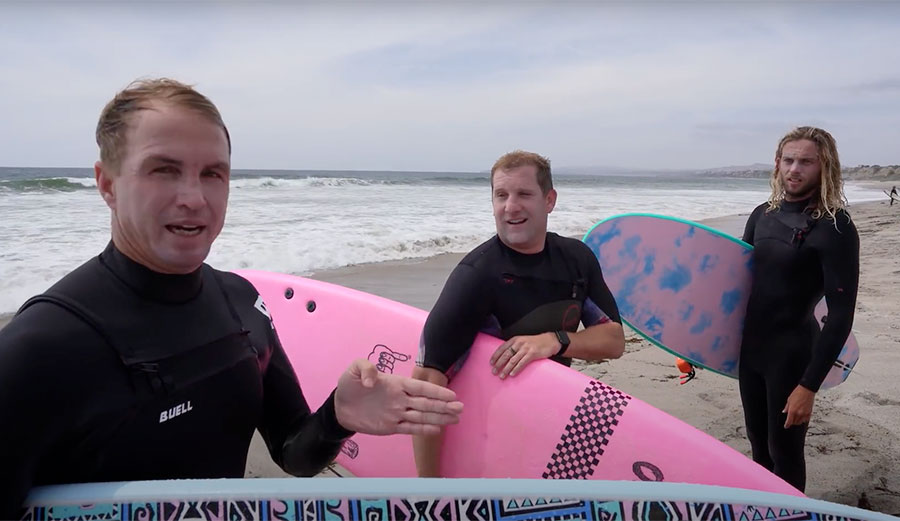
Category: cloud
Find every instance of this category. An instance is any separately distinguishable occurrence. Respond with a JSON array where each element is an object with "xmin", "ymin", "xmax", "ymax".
[
  {"xmin": 848, "ymin": 77, "xmax": 900, "ymax": 94},
  {"xmin": 0, "ymin": 2, "xmax": 898, "ymax": 170}
]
